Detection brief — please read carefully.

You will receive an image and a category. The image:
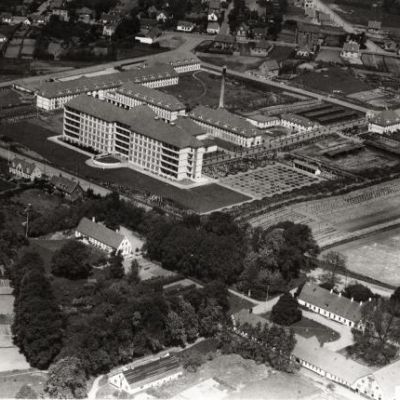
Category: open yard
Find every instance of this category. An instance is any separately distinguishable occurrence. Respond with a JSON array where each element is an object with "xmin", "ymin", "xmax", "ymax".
[
  {"xmin": 161, "ymin": 70, "xmax": 295, "ymax": 113},
  {"xmin": 220, "ymin": 163, "xmax": 320, "ymax": 199},
  {"xmin": 293, "ymin": 67, "xmax": 372, "ymax": 95},
  {"xmin": 0, "ymin": 121, "xmax": 250, "ymax": 213},
  {"xmin": 291, "ymin": 317, "xmax": 341, "ymax": 344}
]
